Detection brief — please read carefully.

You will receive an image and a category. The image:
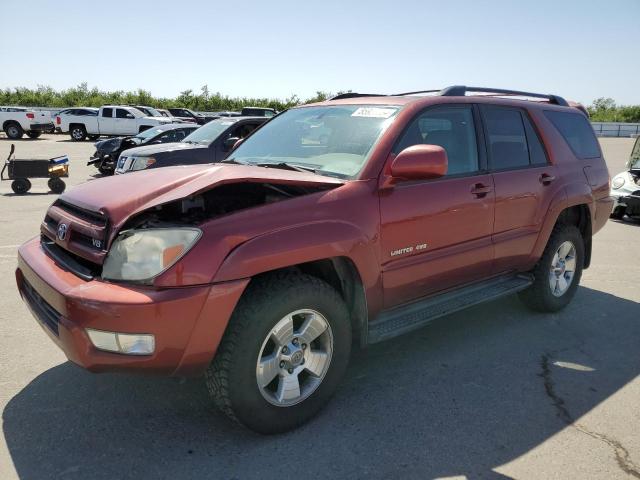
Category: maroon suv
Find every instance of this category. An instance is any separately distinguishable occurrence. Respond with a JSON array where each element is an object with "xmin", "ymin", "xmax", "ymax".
[{"xmin": 16, "ymin": 86, "xmax": 613, "ymax": 433}]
